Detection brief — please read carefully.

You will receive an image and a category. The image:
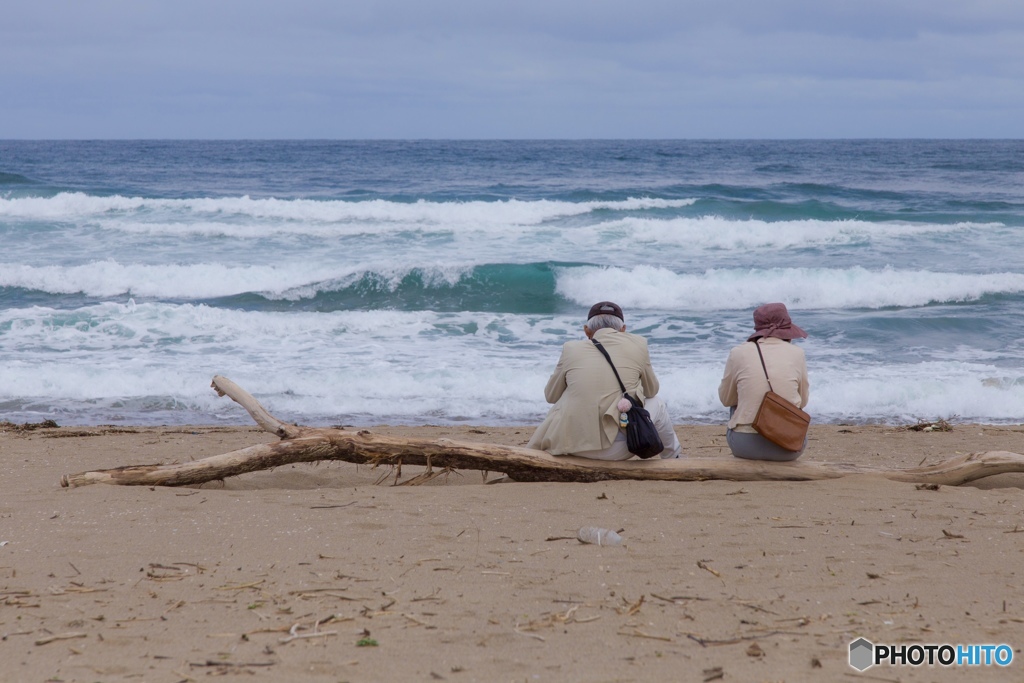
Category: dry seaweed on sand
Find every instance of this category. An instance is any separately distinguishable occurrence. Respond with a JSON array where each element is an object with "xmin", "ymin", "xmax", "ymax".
[
  {"xmin": 901, "ymin": 417, "xmax": 955, "ymax": 432},
  {"xmin": 0, "ymin": 419, "xmax": 60, "ymax": 432}
]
